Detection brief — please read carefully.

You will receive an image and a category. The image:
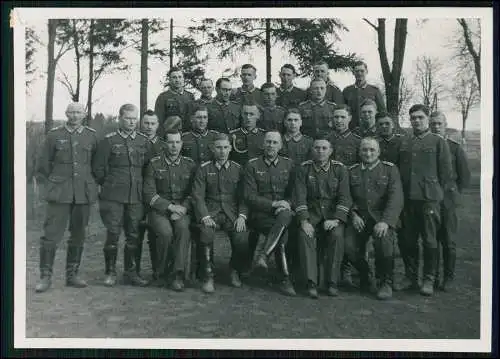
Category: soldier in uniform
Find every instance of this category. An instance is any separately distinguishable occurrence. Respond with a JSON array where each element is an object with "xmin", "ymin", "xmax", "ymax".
[
  {"xmin": 345, "ymin": 138, "xmax": 404, "ymax": 300},
  {"xmin": 293, "ymin": 137, "xmax": 352, "ymax": 298},
  {"xmin": 93, "ymin": 104, "xmax": 152, "ymax": 287},
  {"xmin": 375, "ymin": 112, "xmax": 404, "ymax": 165},
  {"xmin": 230, "ymin": 64, "xmax": 264, "ymax": 105},
  {"xmin": 276, "ymin": 64, "xmax": 307, "ymax": 110},
  {"xmin": 307, "ymin": 60, "xmax": 344, "ymax": 105},
  {"xmin": 299, "ymin": 78, "xmax": 337, "ymax": 138},
  {"xmin": 35, "ymin": 102, "xmax": 98, "ymax": 293},
  {"xmin": 258, "ymin": 82, "xmax": 286, "ymax": 132},
  {"xmin": 196, "ymin": 78, "xmax": 215, "ymax": 105},
  {"xmin": 280, "ymin": 108, "xmax": 314, "ymax": 167},
  {"xmin": 229, "ymin": 104, "xmax": 266, "ymax": 165},
  {"xmin": 181, "ymin": 105, "xmax": 220, "ymax": 164},
  {"xmin": 206, "ymin": 78, "xmax": 242, "ymax": 134},
  {"xmin": 342, "ymin": 61, "xmax": 386, "ymax": 130},
  {"xmin": 191, "ymin": 133, "xmax": 249, "ymax": 293},
  {"xmin": 429, "ymin": 111, "xmax": 471, "ymax": 291},
  {"xmin": 143, "ymin": 131, "xmax": 197, "ymax": 291},
  {"xmin": 352, "ymin": 99, "xmax": 379, "ymax": 138},
  {"xmin": 397, "ymin": 104, "xmax": 453, "ymax": 296},
  {"xmin": 154, "ymin": 67, "xmax": 195, "ymax": 136},
  {"xmin": 243, "ymin": 131, "xmax": 296, "ymax": 296}
]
